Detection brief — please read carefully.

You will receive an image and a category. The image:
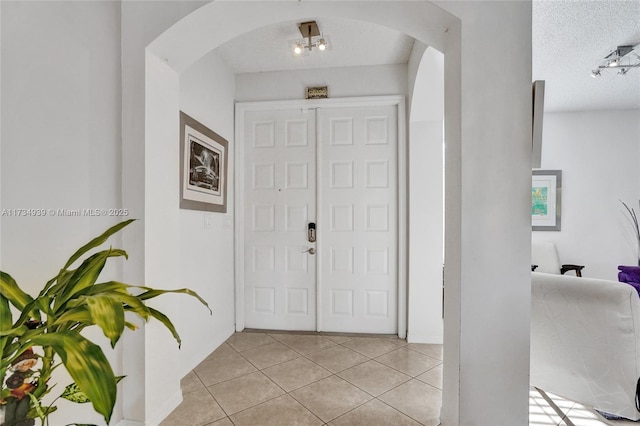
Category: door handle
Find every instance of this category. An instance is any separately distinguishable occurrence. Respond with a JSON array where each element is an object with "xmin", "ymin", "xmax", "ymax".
[{"xmin": 302, "ymin": 247, "xmax": 316, "ymax": 255}]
